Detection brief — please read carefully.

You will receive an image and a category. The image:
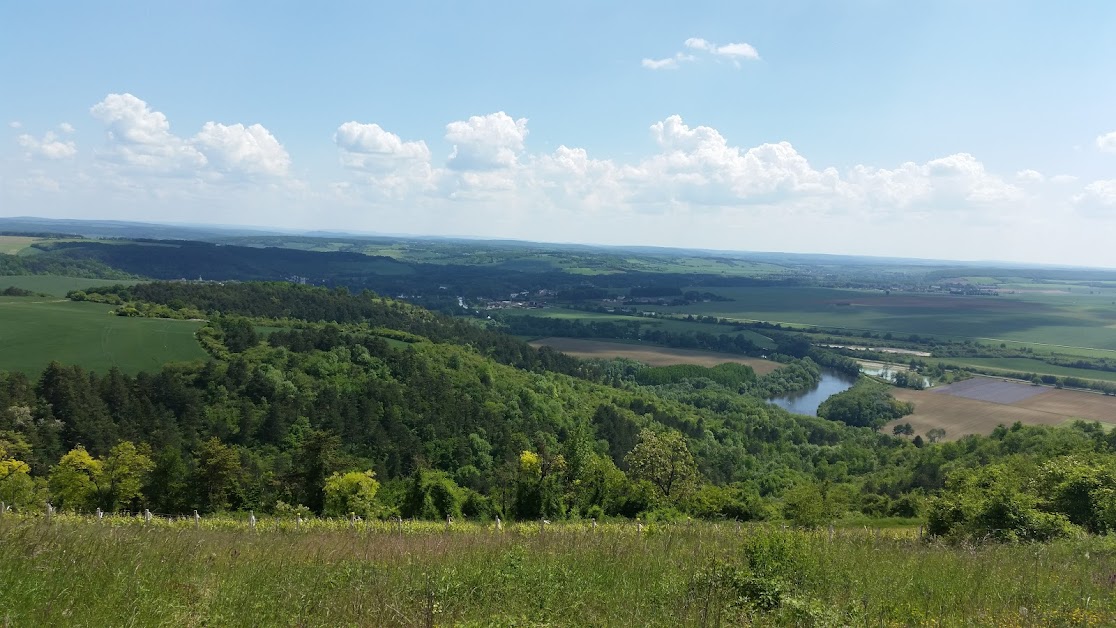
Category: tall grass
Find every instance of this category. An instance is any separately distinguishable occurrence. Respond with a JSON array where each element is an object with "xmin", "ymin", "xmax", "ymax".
[{"xmin": 1, "ymin": 516, "xmax": 1114, "ymax": 626}]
